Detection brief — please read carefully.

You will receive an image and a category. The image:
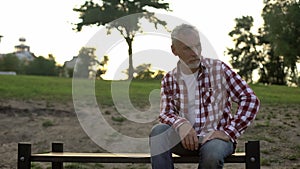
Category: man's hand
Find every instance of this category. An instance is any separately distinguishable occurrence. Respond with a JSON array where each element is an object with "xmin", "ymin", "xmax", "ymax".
[
  {"xmin": 202, "ymin": 130, "xmax": 230, "ymax": 145},
  {"xmin": 178, "ymin": 122, "xmax": 199, "ymax": 150}
]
